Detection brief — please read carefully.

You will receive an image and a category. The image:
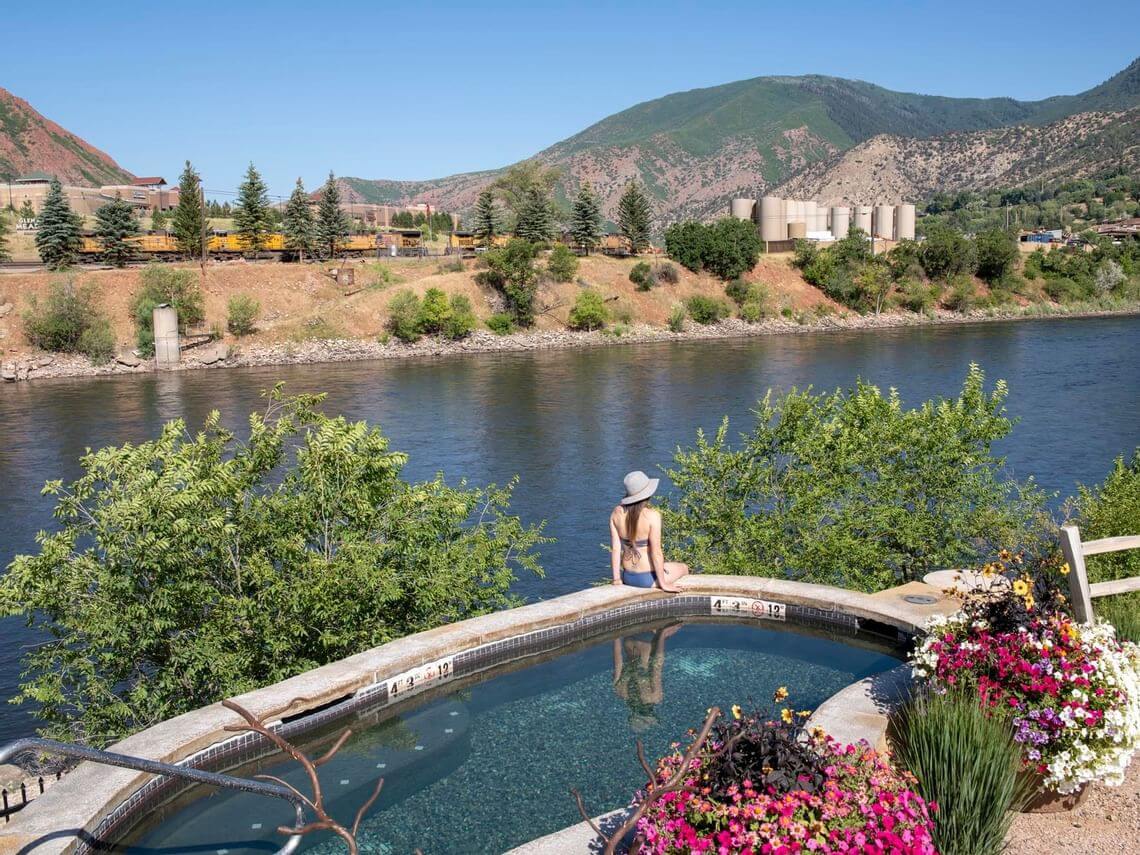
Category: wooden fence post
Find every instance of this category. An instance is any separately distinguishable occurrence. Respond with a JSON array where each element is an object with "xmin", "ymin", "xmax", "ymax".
[{"xmin": 1060, "ymin": 524, "xmax": 1094, "ymax": 624}]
